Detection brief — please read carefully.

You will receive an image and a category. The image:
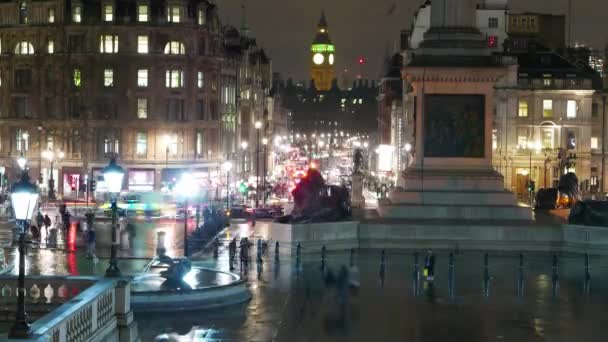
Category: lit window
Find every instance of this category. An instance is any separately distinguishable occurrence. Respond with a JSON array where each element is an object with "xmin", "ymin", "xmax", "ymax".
[
  {"xmin": 137, "ymin": 5, "xmax": 149, "ymax": 22},
  {"xmin": 19, "ymin": 2, "xmax": 28, "ymax": 24},
  {"xmin": 591, "ymin": 137, "xmax": 599, "ymax": 150},
  {"xmin": 167, "ymin": 5, "xmax": 181, "ymax": 23},
  {"xmin": 72, "ymin": 5, "xmax": 82, "ymax": 23},
  {"xmin": 567, "ymin": 131, "xmax": 576, "ymax": 150},
  {"xmin": 48, "ymin": 8, "xmax": 56, "ymax": 23},
  {"xmin": 165, "ymin": 70, "xmax": 184, "ymax": 88},
  {"xmin": 47, "ymin": 40, "xmax": 55, "ymax": 54},
  {"xmin": 15, "ymin": 41, "xmax": 34, "ymax": 55},
  {"xmin": 136, "ymin": 132, "xmax": 148, "ymax": 155},
  {"xmin": 73, "ymin": 69, "xmax": 81, "ymax": 87},
  {"xmin": 99, "ymin": 35, "xmax": 119, "ymax": 53},
  {"xmin": 542, "ymin": 127, "xmax": 554, "ymax": 149},
  {"xmin": 104, "ymin": 69, "xmax": 114, "ymax": 87},
  {"xmin": 137, "ymin": 98, "xmax": 148, "ymax": 118},
  {"xmin": 567, "ymin": 100, "xmax": 577, "ymax": 118},
  {"xmin": 167, "ymin": 134, "xmax": 178, "ymax": 155},
  {"xmin": 517, "ymin": 128, "xmax": 528, "ymax": 148},
  {"xmin": 16, "ymin": 129, "xmax": 29, "ymax": 152},
  {"xmin": 104, "ymin": 137, "xmax": 119, "ymax": 154},
  {"xmin": 137, "ymin": 69, "xmax": 148, "ymax": 87},
  {"xmin": 137, "ymin": 35, "xmax": 149, "ymax": 54},
  {"xmin": 164, "ymin": 41, "xmax": 185, "ymax": 55},
  {"xmin": 103, "ymin": 4, "xmax": 114, "ymax": 22},
  {"xmin": 197, "ymin": 8, "xmax": 206, "ymax": 25},
  {"xmin": 492, "ymin": 130, "xmax": 497, "ymax": 150},
  {"xmin": 196, "ymin": 131, "xmax": 203, "ymax": 156},
  {"xmin": 197, "ymin": 71, "xmax": 204, "ymax": 88},
  {"xmin": 543, "ymin": 77, "xmax": 552, "ymax": 87},
  {"xmin": 543, "ymin": 99, "xmax": 553, "ymax": 117},
  {"xmin": 518, "ymin": 100, "xmax": 528, "ymax": 117}
]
